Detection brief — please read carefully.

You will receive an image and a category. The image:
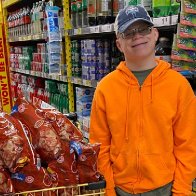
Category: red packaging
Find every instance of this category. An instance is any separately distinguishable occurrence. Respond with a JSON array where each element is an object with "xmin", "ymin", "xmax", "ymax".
[
  {"xmin": 0, "ymin": 113, "xmax": 37, "ymax": 173},
  {"xmin": 0, "ymin": 168, "xmax": 14, "ymax": 194},
  {"xmin": 47, "ymin": 142, "xmax": 79, "ymax": 187},
  {"xmin": 70, "ymin": 141, "xmax": 101, "ymax": 184},
  {"xmin": 33, "ymin": 98, "xmax": 83, "ymax": 142},
  {"xmin": 11, "ymin": 163, "xmax": 54, "ymax": 196},
  {"xmin": 11, "ymin": 98, "xmax": 63, "ymax": 162}
]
